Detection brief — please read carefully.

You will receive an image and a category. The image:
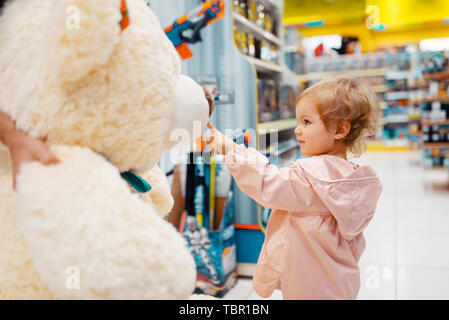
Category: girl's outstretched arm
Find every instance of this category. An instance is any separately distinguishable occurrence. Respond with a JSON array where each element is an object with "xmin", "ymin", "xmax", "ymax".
[{"xmin": 204, "ymin": 123, "xmax": 315, "ymax": 211}]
